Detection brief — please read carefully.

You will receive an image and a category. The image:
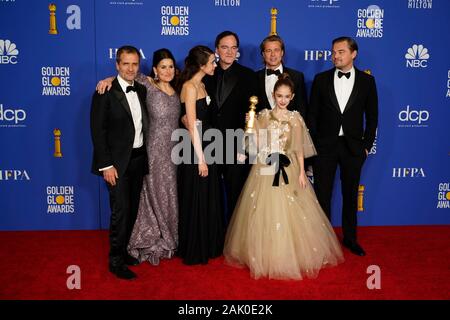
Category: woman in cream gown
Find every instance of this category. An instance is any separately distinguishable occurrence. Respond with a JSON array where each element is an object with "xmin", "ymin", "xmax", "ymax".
[{"xmin": 223, "ymin": 74, "xmax": 344, "ymax": 280}]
